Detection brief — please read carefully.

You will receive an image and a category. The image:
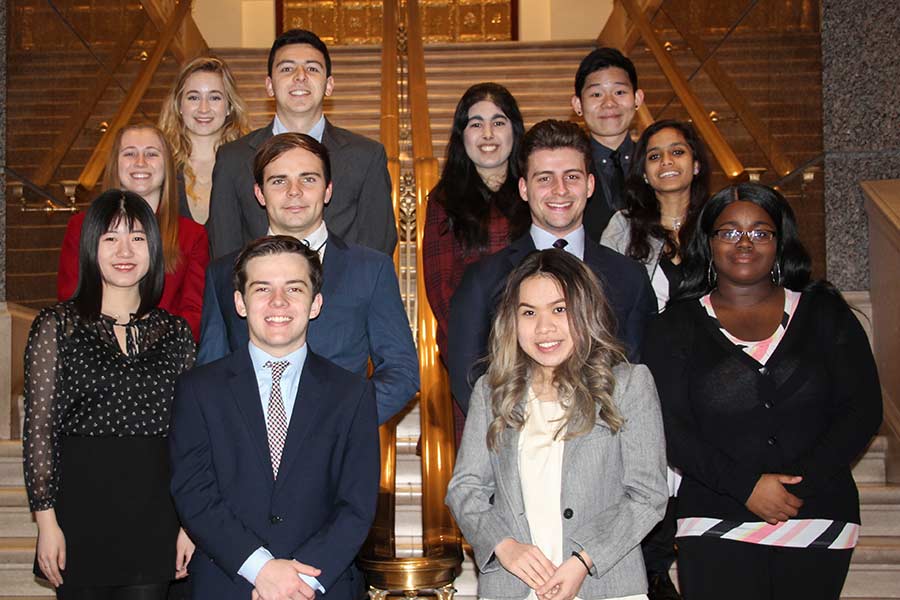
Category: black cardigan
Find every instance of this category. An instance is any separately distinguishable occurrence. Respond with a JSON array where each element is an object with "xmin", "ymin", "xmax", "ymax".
[{"xmin": 643, "ymin": 288, "xmax": 882, "ymax": 524}]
